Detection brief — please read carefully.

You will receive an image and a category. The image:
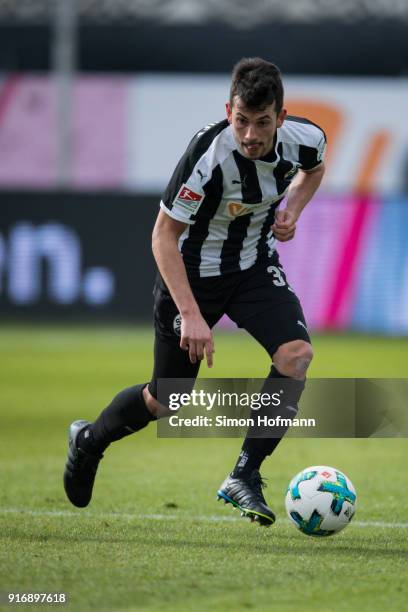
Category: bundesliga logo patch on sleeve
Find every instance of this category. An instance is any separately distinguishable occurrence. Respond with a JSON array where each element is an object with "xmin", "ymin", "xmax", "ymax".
[{"xmin": 174, "ymin": 185, "xmax": 205, "ymax": 214}]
